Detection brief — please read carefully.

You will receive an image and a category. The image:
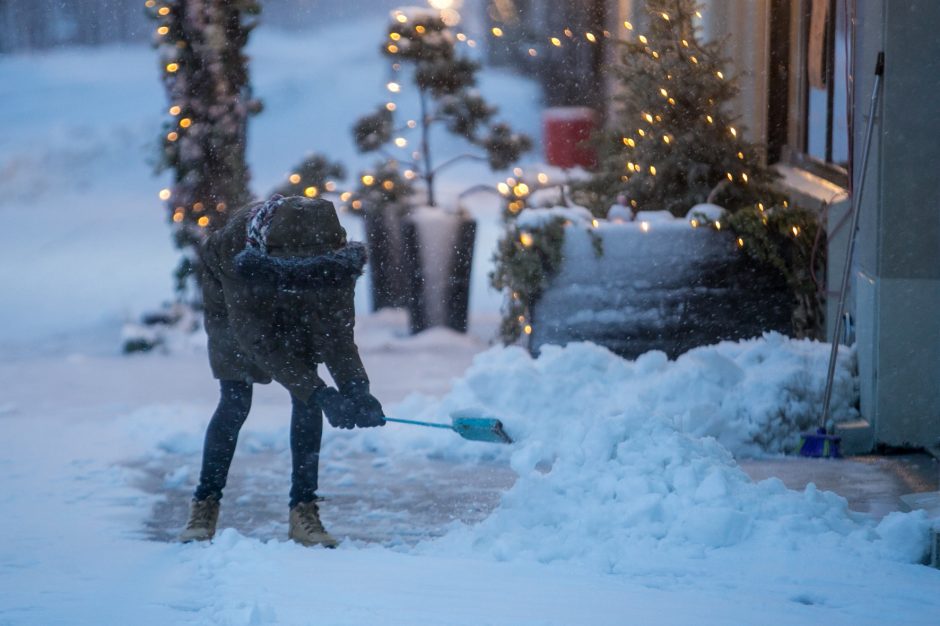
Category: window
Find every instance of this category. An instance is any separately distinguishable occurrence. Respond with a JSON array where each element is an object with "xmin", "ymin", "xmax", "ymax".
[{"xmin": 770, "ymin": 0, "xmax": 852, "ymax": 187}]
